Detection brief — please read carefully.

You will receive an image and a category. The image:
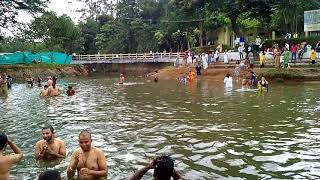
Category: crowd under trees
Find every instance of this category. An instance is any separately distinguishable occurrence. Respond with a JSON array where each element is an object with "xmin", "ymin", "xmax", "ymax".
[{"xmin": 0, "ymin": 0, "xmax": 319, "ymax": 54}]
